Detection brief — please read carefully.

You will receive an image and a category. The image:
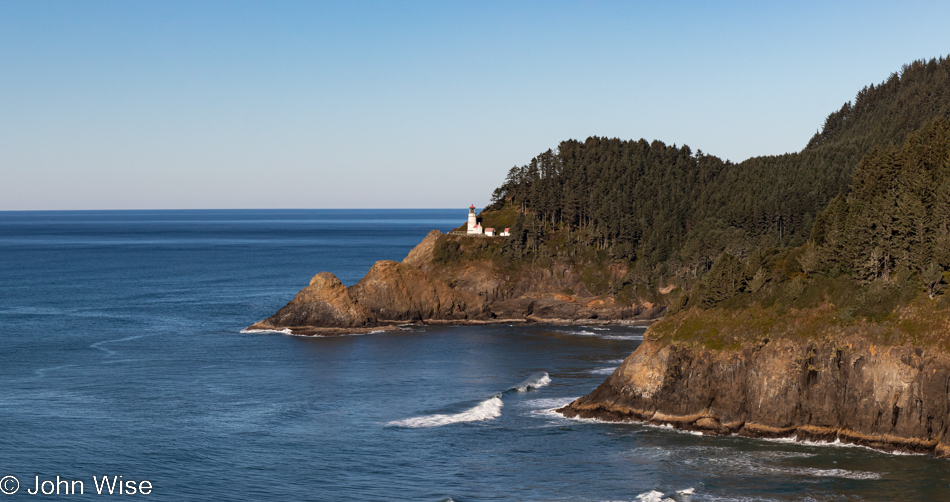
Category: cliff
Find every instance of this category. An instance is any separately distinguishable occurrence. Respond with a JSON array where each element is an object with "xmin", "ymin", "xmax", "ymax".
[
  {"xmin": 258, "ymin": 271, "xmax": 376, "ymax": 328},
  {"xmin": 247, "ymin": 229, "xmax": 664, "ymax": 334},
  {"xmin": 247, "ymin": 56, "xmax": 950, "ymax": 458},
  {"xmin": 559, "ymin": 305, "xmax": 950, "ymax": 457},
  {"xmin": 250, "ymin": 58, "xmax": 950, "ymax": 337}
]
